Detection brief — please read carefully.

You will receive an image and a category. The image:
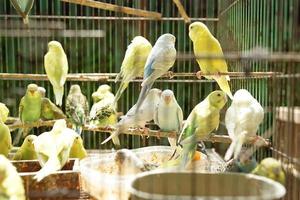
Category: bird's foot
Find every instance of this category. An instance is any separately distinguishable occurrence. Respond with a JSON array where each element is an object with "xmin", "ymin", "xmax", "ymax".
[
  {"xmin": 167, "ymin": 71, "xmax": 174, "ymax": 79},
  {"xmin": 104, "ymin": 125, "xmax": 115, "ymax": 131},
  {"xmin": 196, "ymin": 71, "xmax": 203, "ymax": 79},
  {"xmin": 156, "ymin": 130, "xmax": 161, "ymax": 139},
  {"xmin": 139, "ymin": 127, "xmax": 149, "ymax": 138}
]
